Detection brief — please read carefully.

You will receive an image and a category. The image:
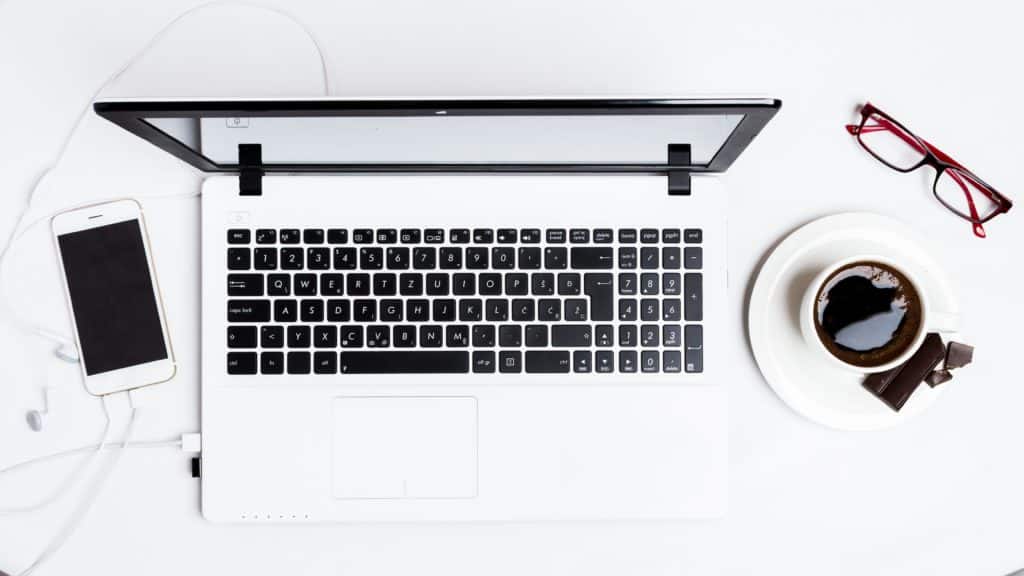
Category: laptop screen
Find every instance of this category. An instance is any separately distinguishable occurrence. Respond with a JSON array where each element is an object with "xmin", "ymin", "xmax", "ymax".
[{"xmin": 95, "ymin": 98, "xmax": 780, "ymax": 174}]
